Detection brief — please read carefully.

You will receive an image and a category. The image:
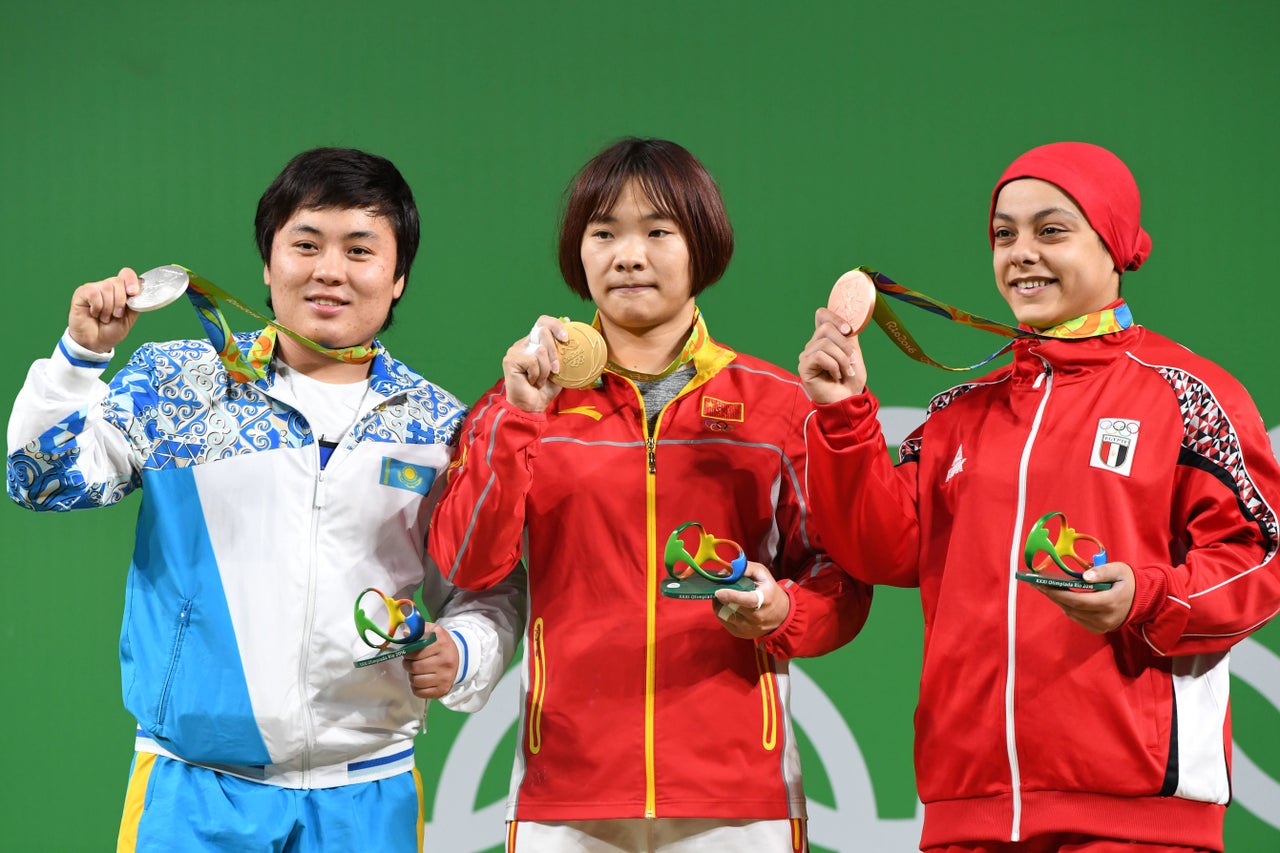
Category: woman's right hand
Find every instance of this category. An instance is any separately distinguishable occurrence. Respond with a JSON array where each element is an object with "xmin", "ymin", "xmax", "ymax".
[
  {"xmin": 799, "ymin": 307, "xmax": 867, "ymax": 404},
  {"xmin": 68, "ymin": 267, "xmax": 143, "ymax": 354},
  {"xmin": 503, "ymin": 315, "xmax": 569, "ymax": 413}
]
